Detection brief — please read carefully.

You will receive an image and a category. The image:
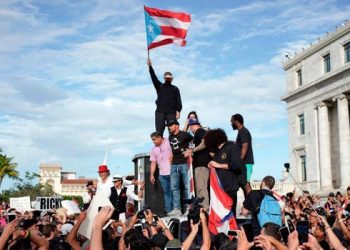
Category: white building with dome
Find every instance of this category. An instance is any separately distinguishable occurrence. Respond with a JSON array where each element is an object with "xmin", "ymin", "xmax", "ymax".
[{"xmin": 39, "ymin": 162, "xmax": 96, "ymax": 196}]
